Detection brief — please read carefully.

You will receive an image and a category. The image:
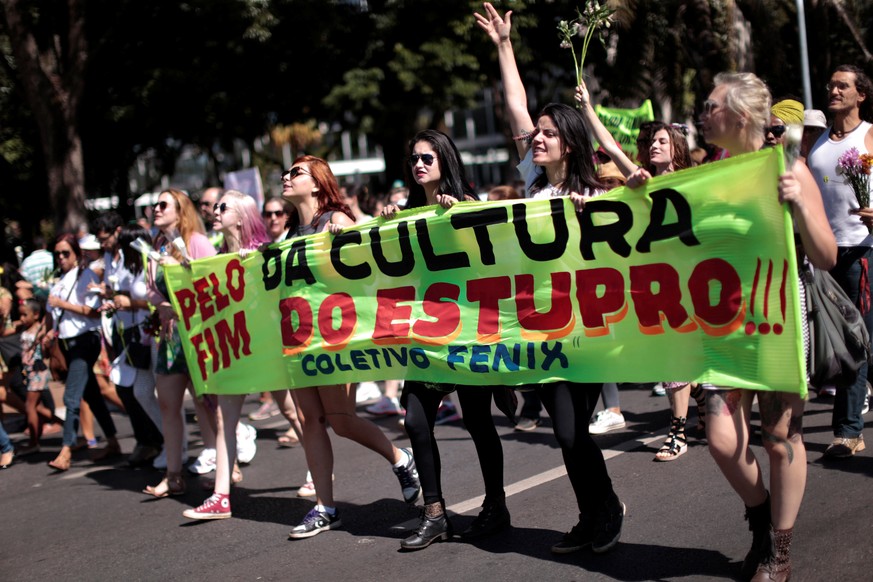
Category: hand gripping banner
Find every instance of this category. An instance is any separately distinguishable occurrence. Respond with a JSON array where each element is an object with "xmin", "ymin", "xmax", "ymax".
[{"xmin": 165, "ymin": 148, "xmax": 805, "ymax": 396}]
